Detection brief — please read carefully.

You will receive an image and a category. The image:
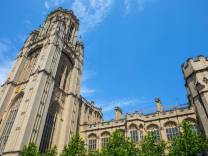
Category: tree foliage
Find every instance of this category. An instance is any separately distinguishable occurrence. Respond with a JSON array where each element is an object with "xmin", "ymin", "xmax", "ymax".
[
  {"xmin": 168, "ymin": 121, "xmax": 208, "ymax": 156},
  {"xmin": 101, "ymin": 130, "xmax": 138, "ymax": 156},
  {"xmin": 88, "ymin": 150, "xmax": 101, "ymax": 156},
  {"xmin": 42, "ymin": 146, "xmax": 57, "ymax": 156},
  {"xmin": 61, "ymin": 134, "xmax": 86, "ymax": 156},
  {"xmin": 22, "ymin": 142, "xmax": 57, "ymax": 156},
  {"xmin": 21, "ymin": 121, "xmax": 208, "ymax": 156},
  {"xmin": 22, "ymin": 142, "xmax": 40, "ymax": 156},
  {"xmin": 138, "ymin": 134, "xmax": 166, "ymax": 156}
]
